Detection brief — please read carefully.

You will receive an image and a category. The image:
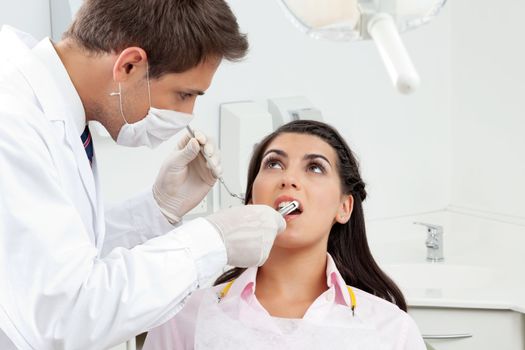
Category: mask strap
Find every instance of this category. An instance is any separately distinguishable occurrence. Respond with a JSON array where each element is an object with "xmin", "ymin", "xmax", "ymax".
[
  {"xmin": 146, "ymin": 62, "xmax": 152, "ymax": 108},
  {"xmin": 109, "ymin": 83, "xmax": 129, "ymax": 124}
]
